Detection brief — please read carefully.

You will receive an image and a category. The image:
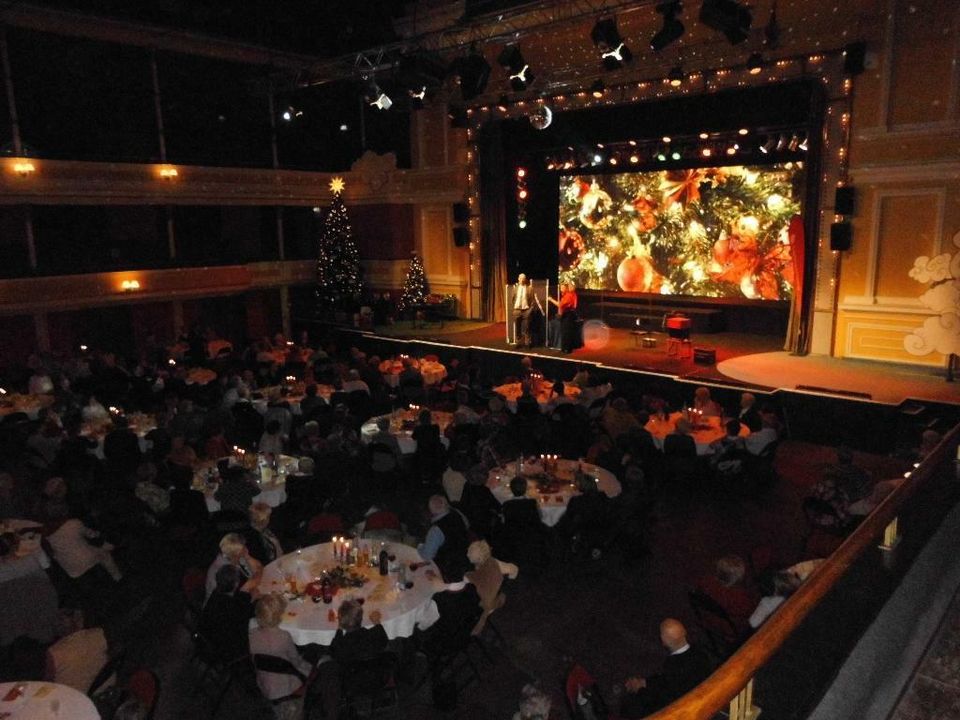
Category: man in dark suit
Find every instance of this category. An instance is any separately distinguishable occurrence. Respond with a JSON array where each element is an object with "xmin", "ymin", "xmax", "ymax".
[
  {"xmin": 620, "ymin": 619, "xmax": 713, "ymax": 718},
  {"xmin": 663, "ymin": 419, "xmax": 697, "ymax": 458},
  {"xmin": 736, "ymin": 392, "xmax": 763, "ymax": 433},
  {"xmin": 501, "ymin": 477, "xmax": 541, "ymax": 527}
]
